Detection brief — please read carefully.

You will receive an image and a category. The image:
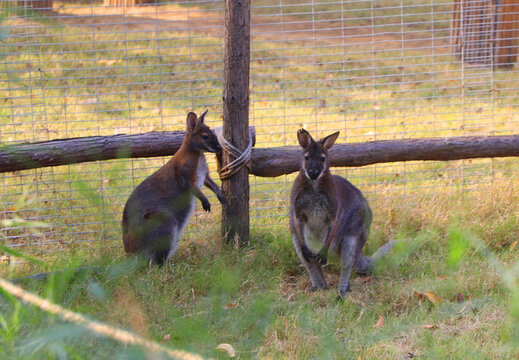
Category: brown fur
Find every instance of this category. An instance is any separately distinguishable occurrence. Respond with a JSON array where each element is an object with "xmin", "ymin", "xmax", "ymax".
[{"xmin": 122, "ymin": 110, "xmax": 226, "ymax": 264}]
